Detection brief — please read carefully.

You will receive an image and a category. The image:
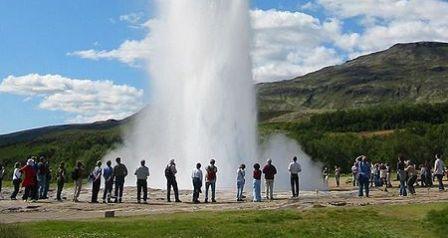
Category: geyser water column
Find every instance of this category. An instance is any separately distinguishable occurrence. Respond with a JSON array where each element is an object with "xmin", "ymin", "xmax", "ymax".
[{"xmin": 110, "ymin": 0, "xmax": 258, "ymax": 188}]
